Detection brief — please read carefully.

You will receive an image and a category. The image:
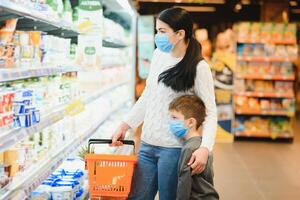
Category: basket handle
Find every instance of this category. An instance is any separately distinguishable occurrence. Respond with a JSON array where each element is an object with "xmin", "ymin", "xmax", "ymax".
[{"xmin": 88, "ymin": 139, "xmax": 135, "ymax": 153}]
